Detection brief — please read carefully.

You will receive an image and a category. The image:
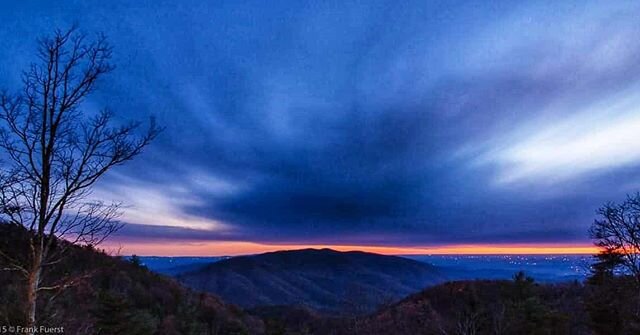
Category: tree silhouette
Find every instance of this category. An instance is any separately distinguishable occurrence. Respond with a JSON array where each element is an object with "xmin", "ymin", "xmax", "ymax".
[
  {"xmin": 0, "ymin": 26, "xmax": 159, "ymax": 327},
  {"xmin": 590, "ymin": 193, "xmax": 640, "ymax": 285}
]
